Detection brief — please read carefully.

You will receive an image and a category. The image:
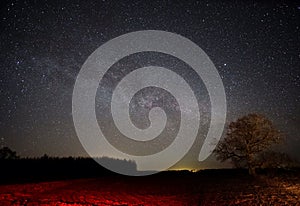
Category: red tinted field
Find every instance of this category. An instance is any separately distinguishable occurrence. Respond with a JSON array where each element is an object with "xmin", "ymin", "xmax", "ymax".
[{"xmin": 0, "ymin": 172, "xmax": 299, "ymax": 205}]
